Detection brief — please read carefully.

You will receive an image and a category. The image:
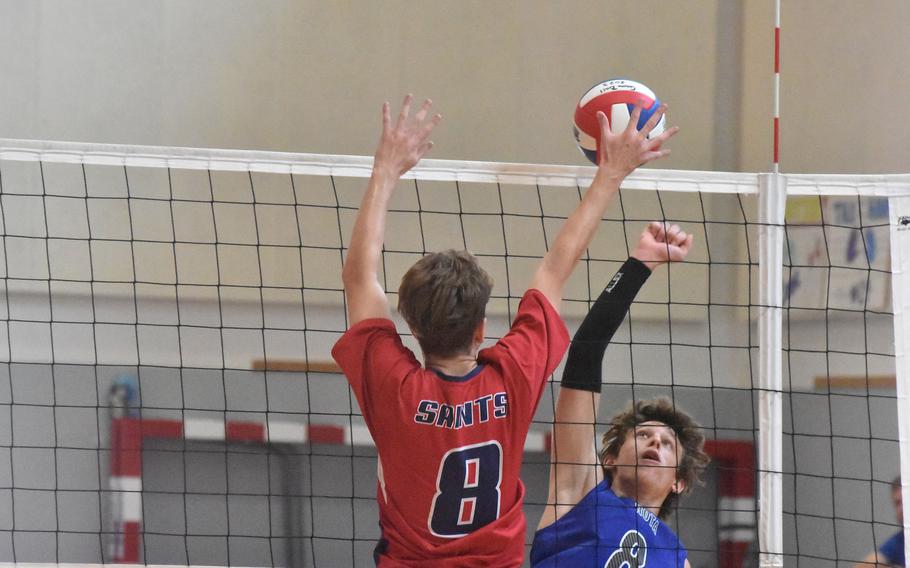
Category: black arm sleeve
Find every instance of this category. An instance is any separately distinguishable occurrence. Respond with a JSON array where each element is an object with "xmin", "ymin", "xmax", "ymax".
[{"xmin": 560, "ymin": 257, "xmax": 651, "ymax": 393}]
